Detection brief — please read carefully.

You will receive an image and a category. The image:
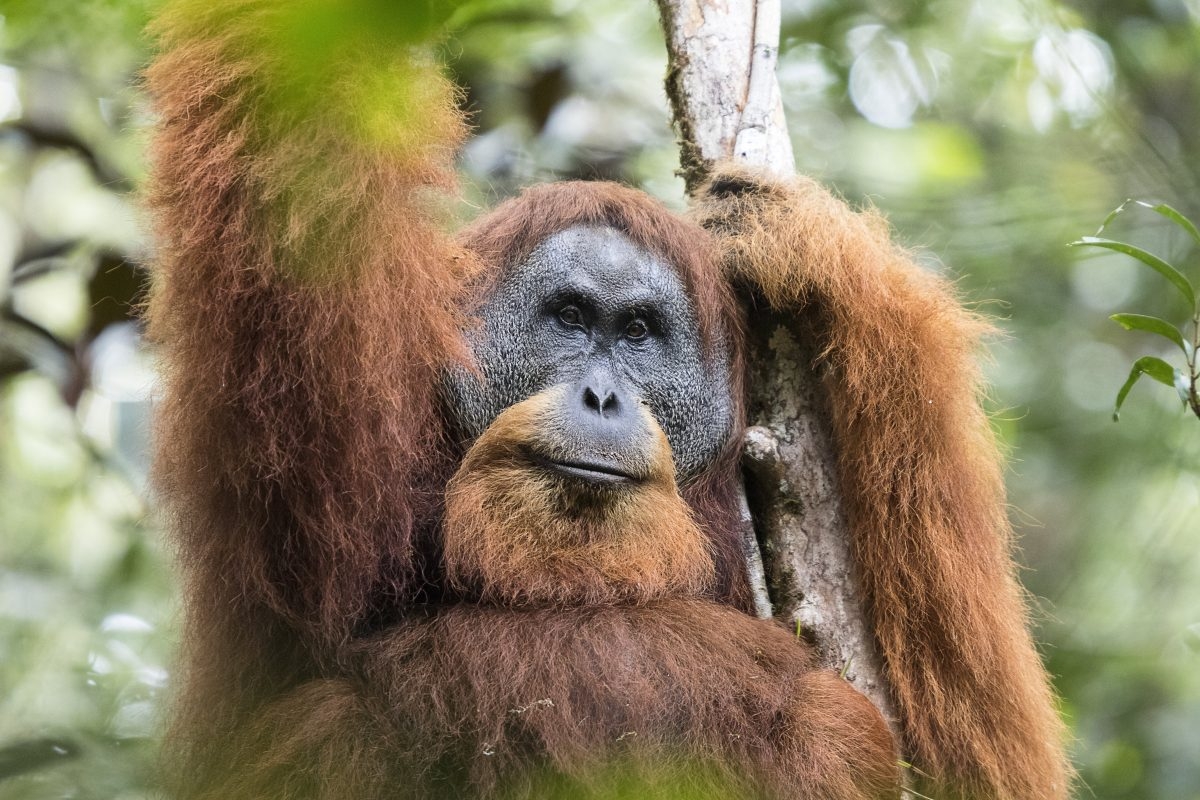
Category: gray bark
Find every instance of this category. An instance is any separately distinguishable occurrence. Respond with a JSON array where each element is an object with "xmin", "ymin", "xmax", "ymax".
[{"xmin": 655, "ymin": 0, "xmax": 899, "ymax": 735}]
